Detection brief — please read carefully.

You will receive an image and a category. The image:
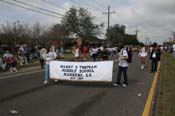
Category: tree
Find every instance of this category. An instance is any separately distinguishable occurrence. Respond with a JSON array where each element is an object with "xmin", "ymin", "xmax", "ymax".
[
  {"xmin": 61, "ymin": 7, "xmax": 103, "ymax": 43},
  {"xmin": 0, "ymin": 21, "xmax": 48, "ymax": 51},
  {"xmin": 108, "ymin": 24, "xmax": 125, "ymax": 45},
  {"xmin": 0, "ymin": 22, "xmax": 16, "ymax": 51},
  {"xmin": 31, "ymin": 22, "xmax": 46, "ymax": 45},
  {"xmin": 124, "ymin": 34, "xmax": 139, "ymax": 45},
  {"xmin": 49, "ymin": 23, "xmax": 68, "ymax": 41},
  {"xmin": 109, "ymin": 24, "xmax": 140, "ymax": 46}
]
